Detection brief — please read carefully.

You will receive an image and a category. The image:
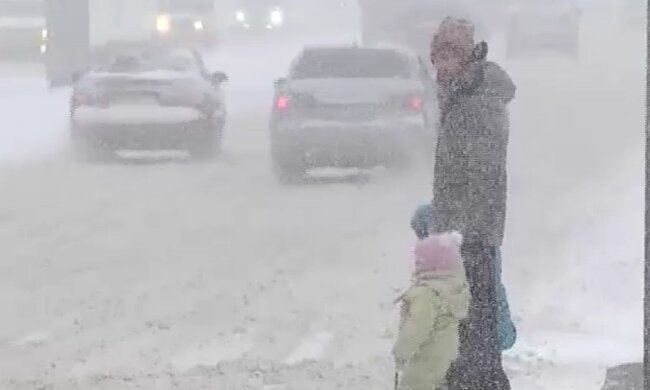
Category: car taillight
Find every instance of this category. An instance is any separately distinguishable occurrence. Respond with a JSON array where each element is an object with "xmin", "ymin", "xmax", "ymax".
[
  {"xmin": 275, "ymin": 95, "xmax": 289, "ymax": 110},
  {"xmin": 406, "ymin": 95, "xmax": 423, "ymax": 111},
  {"xmin": 70, "ymin": 87, "xmax": 107, "ymax": 116},
  {"xmin": 69, "ymin": 91, "xmax": 84, "ymax": 116},
  {"xmin": 70, "ymin": 93, "xmax": 78, "ymax": 109}
]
